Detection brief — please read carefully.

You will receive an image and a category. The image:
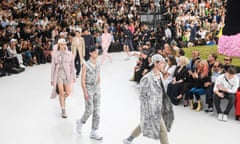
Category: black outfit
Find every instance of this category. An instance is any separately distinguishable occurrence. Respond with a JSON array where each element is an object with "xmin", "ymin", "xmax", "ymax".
[
  {"xmin": 134, "ymin": 57, "xmax": 150, "ymax": 83},
  {"xmin": 75, "ymin": 50, "xmax": 81, "ymax": 76},
  {"xmin": 83, "ymin": 35, "xmax": 95, "ymax": 61},
  {"xmin": 222, "ymin": 0, "xmax": 240, "ymax": 35},
  {"xmin": 122, "ymin": 27, "xmax": 134, "ymax": 51},
  {"xmin": 187, "ymin": 74, "xmax": 211, "ymax": 101},
  {"xmin": 167, "ymin": 66, "xmax": 188, "ymax": 105}
]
